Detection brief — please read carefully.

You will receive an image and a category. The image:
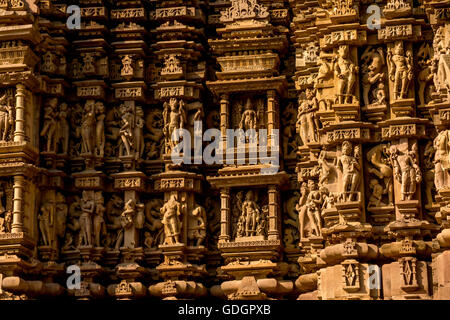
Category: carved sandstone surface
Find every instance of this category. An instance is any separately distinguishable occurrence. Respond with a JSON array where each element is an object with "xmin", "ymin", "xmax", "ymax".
[{"xmin": 2, "ymin": 0, "xmax": 450, "ymax": 301}]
